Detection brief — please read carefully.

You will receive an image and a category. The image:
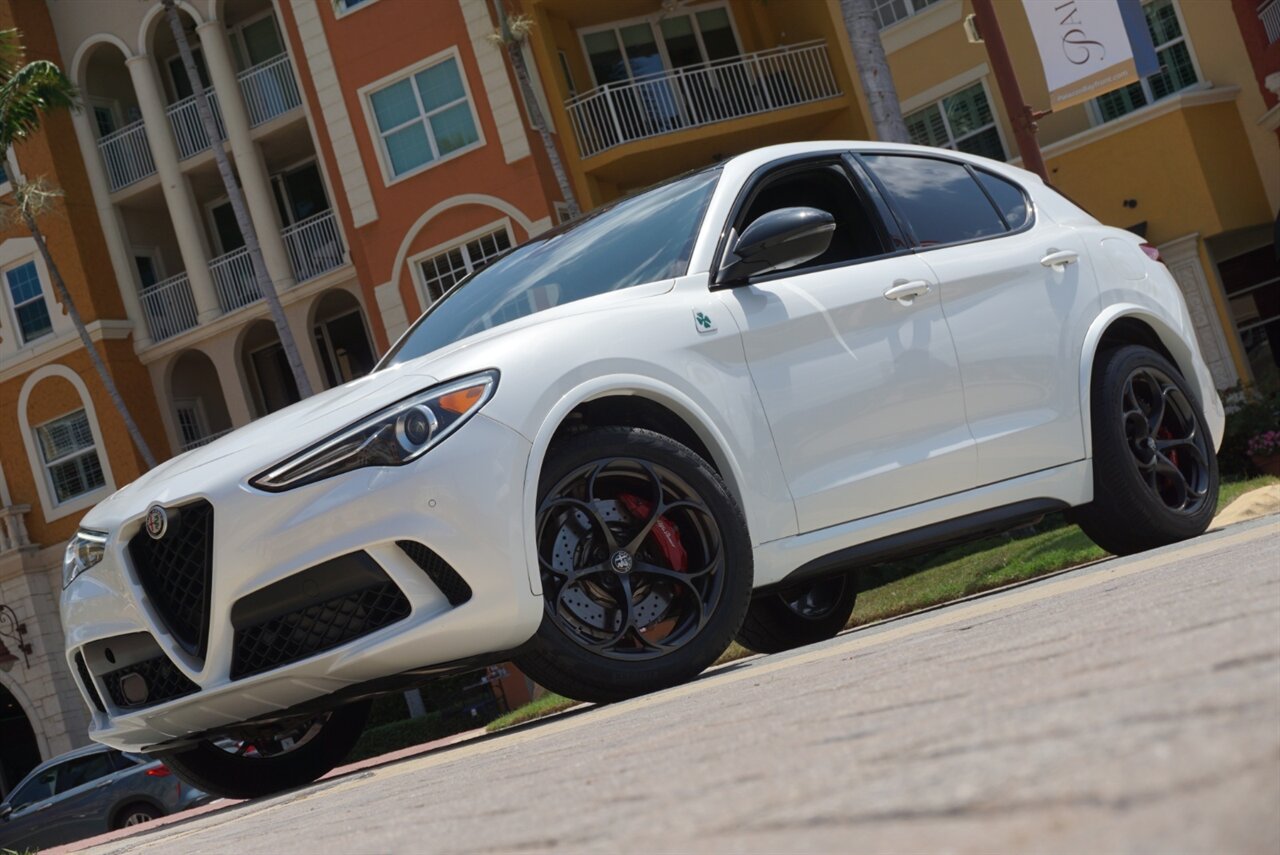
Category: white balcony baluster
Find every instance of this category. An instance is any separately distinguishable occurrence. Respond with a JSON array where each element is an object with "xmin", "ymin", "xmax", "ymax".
[
  {"xmin": 1262, "ymin": 0, "xmax": 1280, "ymax": 44},
  {"xmin": 565, "ymin": 40, "xmax": 840, "ymax": 158},
  {"xmin": 166, "ymin": 87, "xmax": 227, "ymax": 160},
  {"xmin": 283, "ymin": 210, "xmax": 345, "ymax": 283},
  {"xmin": 238, "ymin": 54, "xmax": 302, "ymax": 127},
  {"xmin": 182, "ymin": 428, "xmax": 232, "ymax": 452},
  {"xmin": 139, "ymin": 272, "xmax": 199, "ymax": 342},
  {"xmin": 210, "ymin": 247, "xmax": 260, "ymax": 313},
  {"xmin": 97, "ymin": 120, "xmax": 156, "ymax": 191}
]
